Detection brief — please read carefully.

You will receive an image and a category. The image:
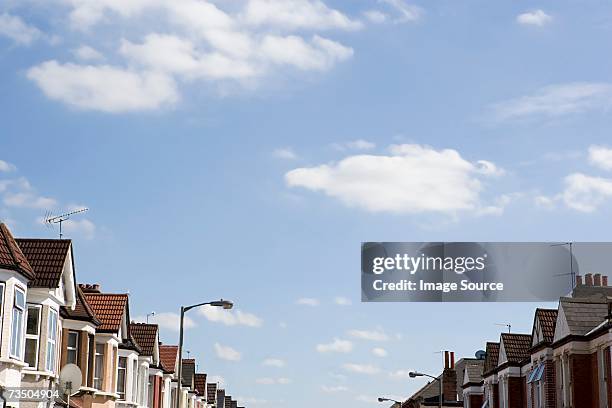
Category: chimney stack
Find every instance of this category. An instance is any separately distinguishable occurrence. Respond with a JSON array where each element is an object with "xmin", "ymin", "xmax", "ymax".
[
  {"xmin": 576, "ymin": 275, "xmax": 583, "ymax": 287},
  {"xmin": 594, "ymin": 274, "xmax": 602, "ymax": 287},
  {"xmin": 604, "ymin": 276, "xmax": 609, "ymax": 286},
  {"xmin": 585, "ymin": 273, "xmax": 594, "ymax": 286}
]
